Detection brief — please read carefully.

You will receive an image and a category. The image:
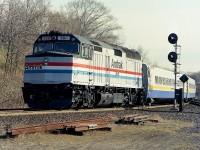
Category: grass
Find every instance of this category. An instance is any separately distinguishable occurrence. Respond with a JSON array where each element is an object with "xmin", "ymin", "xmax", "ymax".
[{"xmin": 0, "ymin": 65, "xmax": 24, "ymax": 108}]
